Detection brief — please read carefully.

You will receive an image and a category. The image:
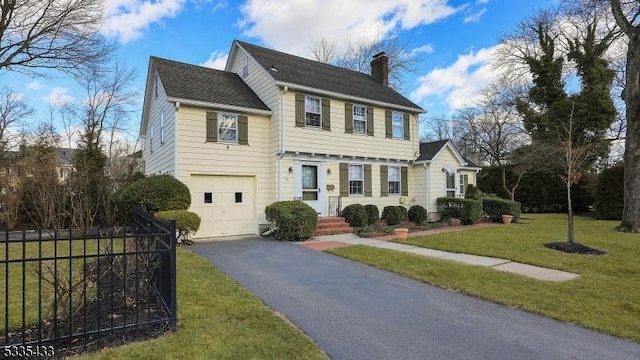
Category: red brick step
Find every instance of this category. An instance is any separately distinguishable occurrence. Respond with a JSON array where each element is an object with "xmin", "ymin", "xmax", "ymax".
[{"xmin": 314, "ymin": 217, "xmax": 353, "ymax": 236}]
